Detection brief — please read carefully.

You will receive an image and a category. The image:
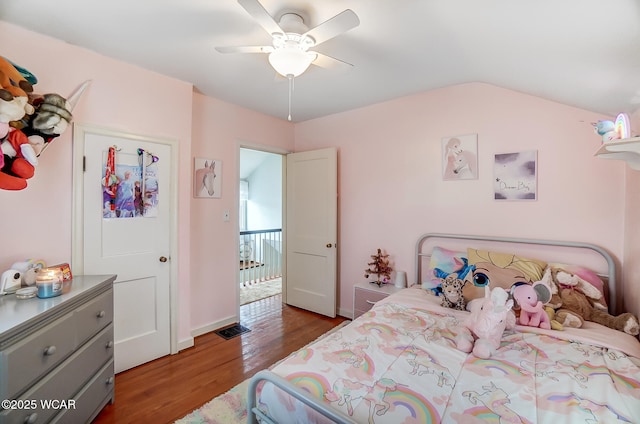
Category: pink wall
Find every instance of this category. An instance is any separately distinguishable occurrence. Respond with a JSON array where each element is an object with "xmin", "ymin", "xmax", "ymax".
[
  {"xmin": 0, "ymin": 22, "xmax": 195, "ymax": 345},
  {"xmin": 295, "ymin": 83, "xmax": 626, "ymax": 315},
  {"xmin": 2, "ymin": 21, "xmax": 637, "ymax": 347},
  {"xmin": 623, "ymin": 111, "xmax": 640, "ymax": 320},
  {"xmin": 189, "ymin": 94, "xmax": 293, "ymax": 333}
]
